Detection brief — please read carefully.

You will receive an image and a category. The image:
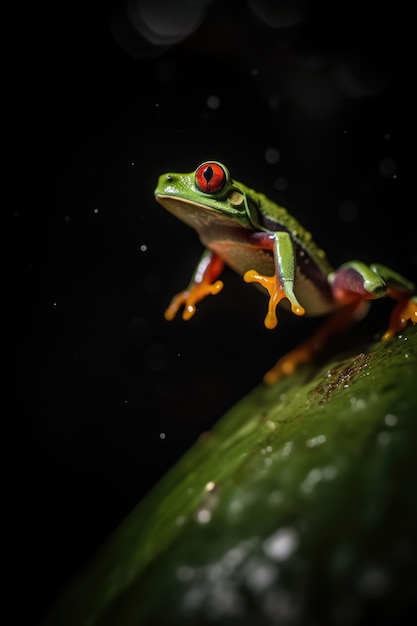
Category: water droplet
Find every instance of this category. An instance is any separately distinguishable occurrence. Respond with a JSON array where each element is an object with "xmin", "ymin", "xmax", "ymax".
[
  {"xmin": 228, "ymin": 499, "xmax": 243, "ymax": 515},
  {"xmin": 377, "ymin": 431, "xmax": 391, "ymax": 446},
  {"xmin": 281, "ymin": 441, "xmax": 293, "ymax": 459},
  {"xmin": 135, "ymin": 1, "xmax": 207, "ymax": 46},
  {"xmin": 379, "ymin": 157, "xmax": 397, "ymax": 178},
  {"xmin": 268, "ymin": 490, "xmax": 284, "ymax": 506},
  {"xmin": 176, "ymin": 565, "xmax": 194, "ymax": 581},
  {"xmin": 196, "ymin": 509, "xmax": 211, "ymax": 524},
  {"xmin": 301, "ymin": 467, "xmax": 322, "ymax": 493},
  {"xmin": 263, "ymin": 527, "xmax": 299, "ymax": 561},
  {"xmin": 323, "ymin": 465, "xmax": 338, "ymax": 480},
  {"xmin": 349, "ymin": 396, "xmax": 367, "ymax": 410},
  {"xmin": 264, "ymin": 147, "xmax": 280, "ymax": 164},
  {"xmin": 384, "ymin": 413, "xmax": 397, "ymax": 427},
  {"xmin": 357, "ymin": 566, "xmax": 391, "ymax": 597},
  {"xmin": 301, "ymin": 464, "xmax": 338, "ymax": 493},
  {"xmin": 245, "ymin": 560, "xmax": 278, "ymax": 592},
  {"xmin": 305, "ymin": 434, "xmax": 326, "ymax": 448},
  {"xmin": 223, "ymin": 545, "xmax": 247, "ymax": 569},
  {"xmin": 207, "ymin": 94, "xmax": 220, "ymax": 110}
]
